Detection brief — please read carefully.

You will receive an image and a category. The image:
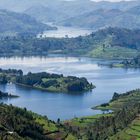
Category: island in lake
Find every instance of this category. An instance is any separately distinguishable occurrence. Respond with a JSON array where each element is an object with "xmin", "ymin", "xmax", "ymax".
[{"xmin": 0, "ymin": 68, "xmax": 95, "ymax": 93}]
